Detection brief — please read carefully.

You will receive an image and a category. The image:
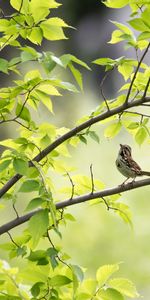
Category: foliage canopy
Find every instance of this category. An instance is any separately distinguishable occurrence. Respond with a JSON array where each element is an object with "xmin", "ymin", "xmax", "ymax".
[{"xmin": 0, "ymin": 0, "xmax": 150, "ymax": 299}]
